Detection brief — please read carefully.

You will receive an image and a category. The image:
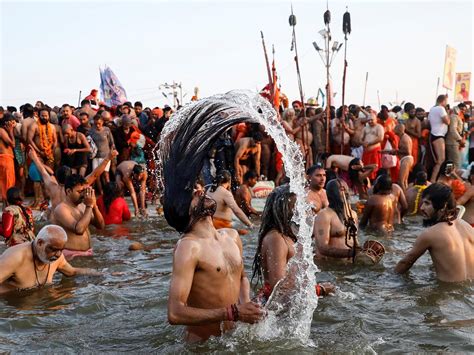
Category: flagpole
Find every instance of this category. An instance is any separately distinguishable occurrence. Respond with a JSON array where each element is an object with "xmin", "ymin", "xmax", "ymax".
[
  {"xmin": 363, "ymin": 72, "xmax": 368, "ymax": 106},
  {"xmin": 340, "ymin": 7, "xmax": 351, "ymax": 154},
  {"xmin": 77, "ymin": 90, "xmax": 82, "ymax": 107},
  {"xmin": 436, "ymin": 76, "xmax": 440, "ymax": 100},
  {"xmin": 260, "ymin": 31, "xmax": 274, "ymax": 103}
]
